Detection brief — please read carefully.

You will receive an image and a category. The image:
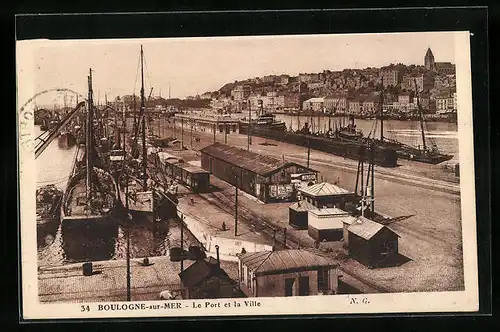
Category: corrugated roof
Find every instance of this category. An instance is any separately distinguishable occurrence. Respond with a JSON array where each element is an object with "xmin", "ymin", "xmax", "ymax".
[
  {"xmin": 180, "ymin": 165, "xmax": 209, "ymax": 174},
  {"xmin": 341, "ymin": 215, "xmax": 359, "ymax": 225},
  {"xmin": 200, "ymin": 142, "xmax": 315, "ymax": 176},
  {"xmin": 288, "ymin": 200, "xmax": 317, "ymax": 212},
  {"xmin": 309, "ymin": 207, "xmax": 349, "ymax": 217},
  {"xmin": 347, "ymin": 217, "xmax": 397, "ymax": 240},
  {"xmin": 299, "ymin": 182, "xmax": 353, "ymax": 197},
  {"xmin": 239, "ymin": 249, "xmax": 337, "ymax": 275}
]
